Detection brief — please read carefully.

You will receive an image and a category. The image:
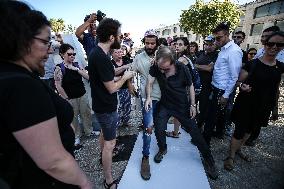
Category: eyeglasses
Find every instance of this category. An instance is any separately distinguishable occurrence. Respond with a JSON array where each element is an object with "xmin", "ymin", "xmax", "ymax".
[
  {"xmin": 67, "ymin": 53, "xmax": 76, "ymax": 56},
  {"xmin": 33, "ymin": 37, "xmax": 52, "ymax": 49},
  {"xmin": 266, "ymin": 42, "xmax": 284, "ymax": 48},
  {"xmin": 233, "ymin": 36, "xmax": 243, "ymax": 39},
  {"xmin": 248, "ymin": 52, "xmax": 256, "ymax": 55}
]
